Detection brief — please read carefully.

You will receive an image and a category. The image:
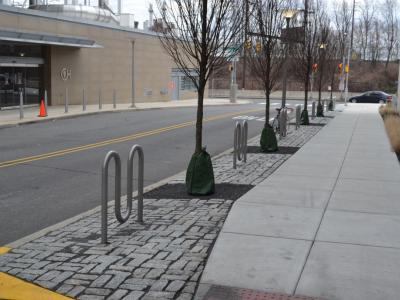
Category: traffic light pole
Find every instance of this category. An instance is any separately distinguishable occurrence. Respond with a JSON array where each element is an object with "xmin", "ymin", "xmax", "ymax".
[{"xmin": 344, "ymin": 0, "xmax": 355, "ymax": 106}]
